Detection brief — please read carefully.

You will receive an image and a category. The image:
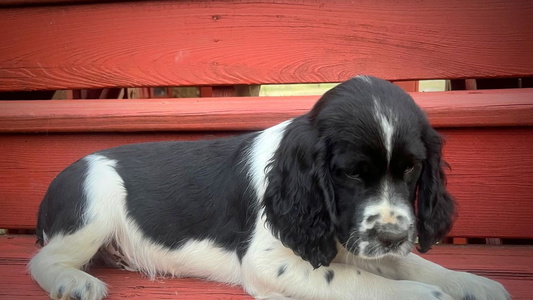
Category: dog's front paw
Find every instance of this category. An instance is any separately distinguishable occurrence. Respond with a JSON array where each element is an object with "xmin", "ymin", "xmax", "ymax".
[
  {"xmin": 441, "ymin": 271, "xmax": 510, "ymax": 300},
  {"xmin": 395, "ymin": 280, "xmax": 454, "ymax": 300},
  {"xmin": 50, "ymin": 269, "xmax": 107, "ymax": 300}
]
